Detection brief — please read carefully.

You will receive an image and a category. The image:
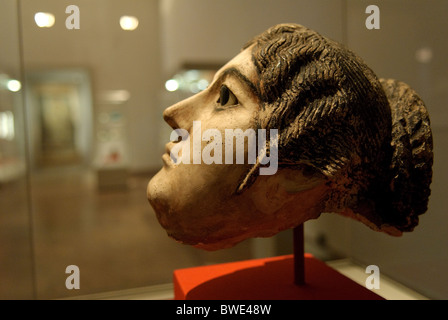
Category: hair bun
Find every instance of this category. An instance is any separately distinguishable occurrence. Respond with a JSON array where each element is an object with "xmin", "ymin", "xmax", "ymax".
[{"xmin": 380, "ymin": 78, "xmax": 433, "ymax": 232}]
